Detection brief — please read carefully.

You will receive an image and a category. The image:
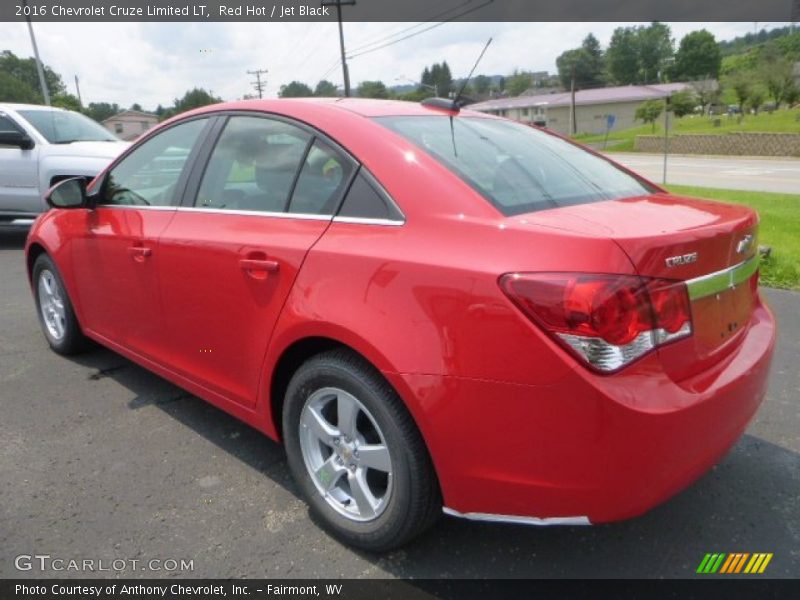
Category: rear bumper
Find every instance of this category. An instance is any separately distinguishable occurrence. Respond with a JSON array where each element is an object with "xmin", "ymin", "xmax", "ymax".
[{"xmin": 386, "ymin": 299, "xmax": 776, "ymax": 524}]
